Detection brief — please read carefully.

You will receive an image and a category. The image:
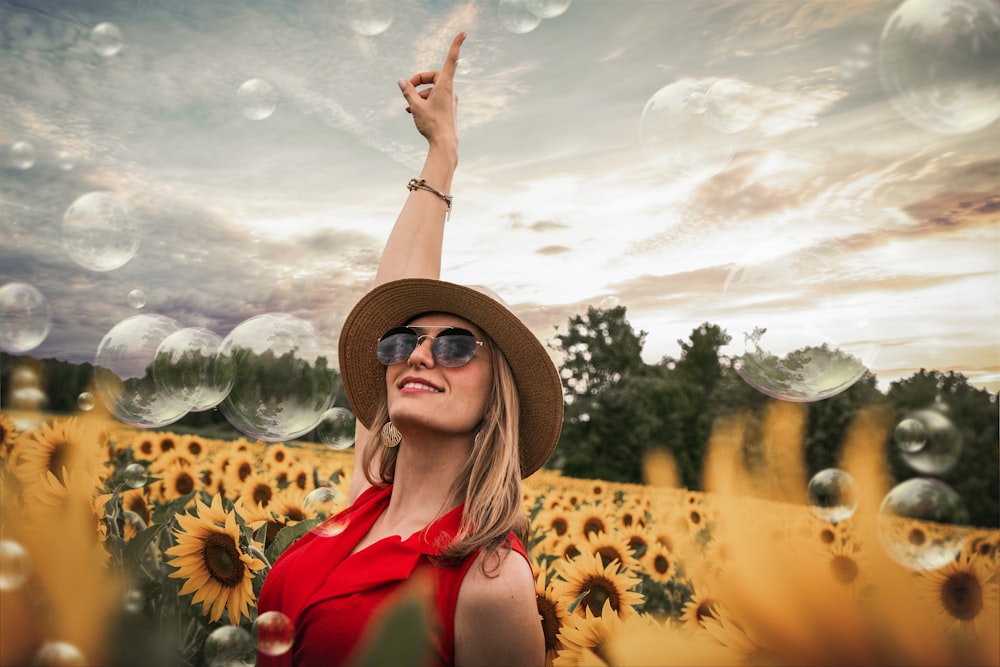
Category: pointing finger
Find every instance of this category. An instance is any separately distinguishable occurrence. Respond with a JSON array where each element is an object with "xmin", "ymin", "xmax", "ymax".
[{"xmin": 439, "ymin": 32, "xmax": 466, "ymax": 83}]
